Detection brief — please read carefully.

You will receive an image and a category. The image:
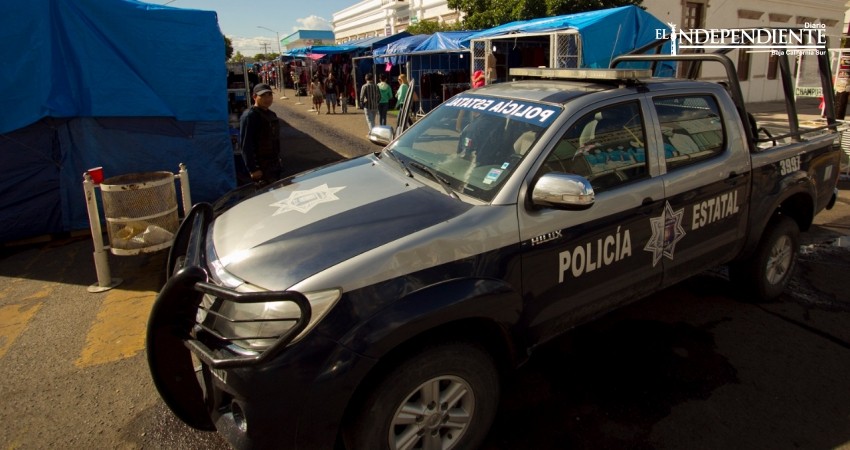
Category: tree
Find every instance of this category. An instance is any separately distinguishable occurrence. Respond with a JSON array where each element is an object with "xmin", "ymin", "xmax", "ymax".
[
  {"xmin": 406, "ymin": 20, "xmax": 465, "ymax": 35},
  {"xmin": 545, "ymin": 0, "xmax": 641, "ymax": 16},
  {"xmin": 231, "ymin": 51, "xmax": 245, "ymax": 63},
  {"xmin": 252, "ymin": 53, "xmax": 278, "ymax": 62},
  {"xmin": 224, "ymin": 35, "xmax": 234, "ymax": 61},
  {"xmin": 449, "ymin": 0, "xmax": 642, "ymax": 29}
]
